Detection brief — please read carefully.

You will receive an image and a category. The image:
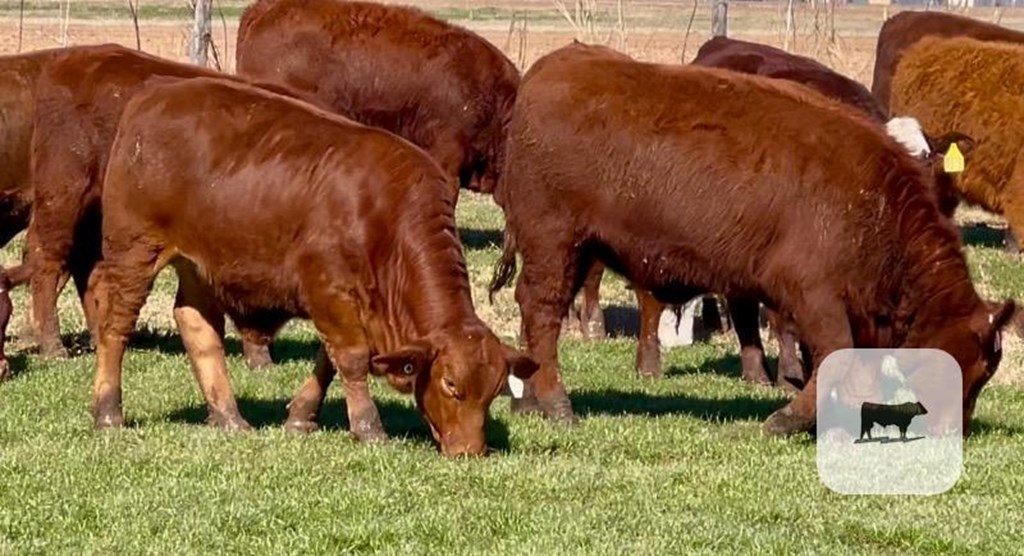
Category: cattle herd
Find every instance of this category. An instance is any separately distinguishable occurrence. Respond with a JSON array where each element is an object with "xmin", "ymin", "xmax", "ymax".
[{"xmin": 0, "ymin": 2, "xmax": 1021, "ymax": 456}]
